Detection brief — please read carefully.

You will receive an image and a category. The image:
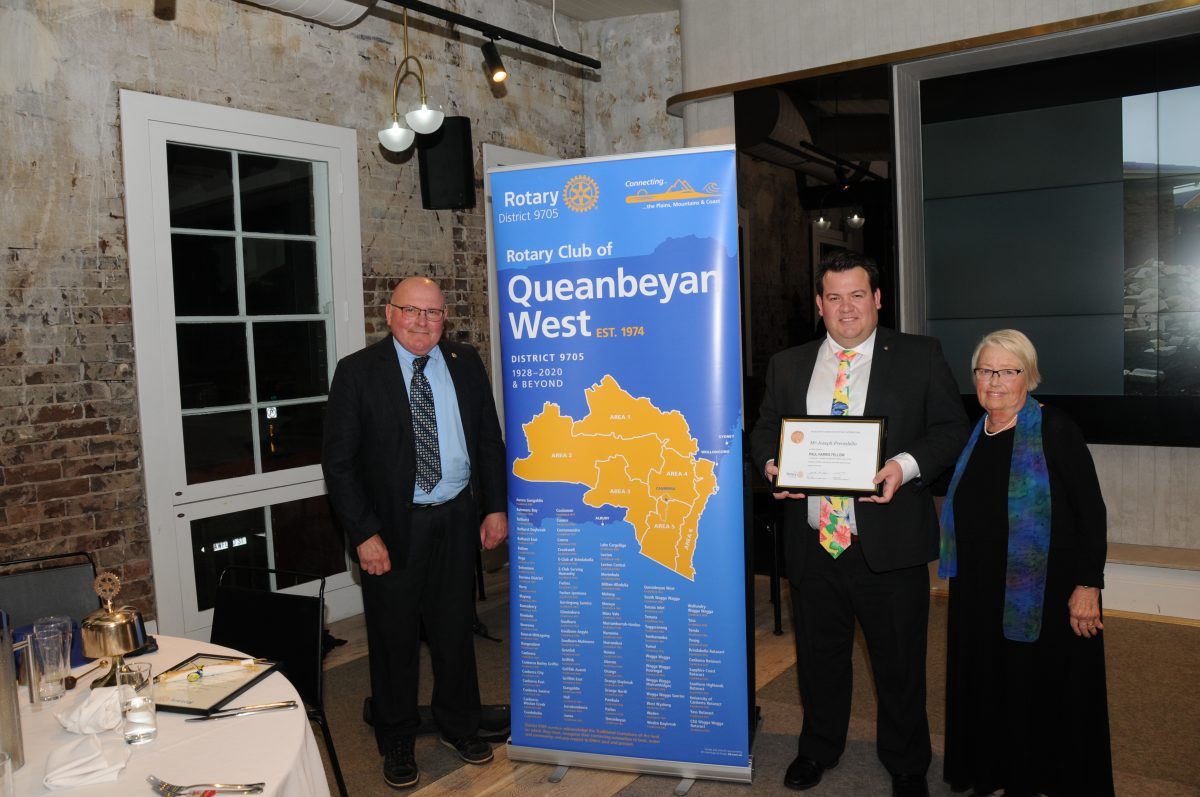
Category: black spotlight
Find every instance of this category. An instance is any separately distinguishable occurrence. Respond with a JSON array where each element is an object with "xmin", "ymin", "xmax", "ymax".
[{"xmin": 482, "ymin": 39, "xmax": 508, "ymax": 84}]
